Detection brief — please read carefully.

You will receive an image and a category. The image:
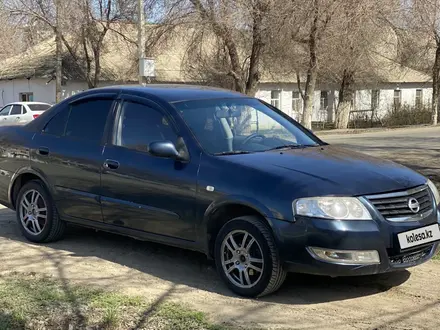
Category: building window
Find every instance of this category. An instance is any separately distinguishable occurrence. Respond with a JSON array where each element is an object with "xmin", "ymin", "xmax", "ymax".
[
  {"xmin": 416, "ymin": 89, "xmax": 423, "ymax": 108},
  {"xmin": 394, "ymin": 90, "xmax": 402, "ymax": 110},
  {"xmin": 19, "ymin": 92, "xmax": 34, "ymax": 102},
  {"xmin": 320, "ymin": 91, "xmax": 328, "ymax": 110},
  {"xmin": 271, "ymin": 90, "xmax": 281, "ymax": 109},
  {"xmin": 292, "ymin": 91, "xmax": 302, "ymax": 113},
  {"xmin": 371, "ymin": 90, "xmax": 380, "ymax": 110}
]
